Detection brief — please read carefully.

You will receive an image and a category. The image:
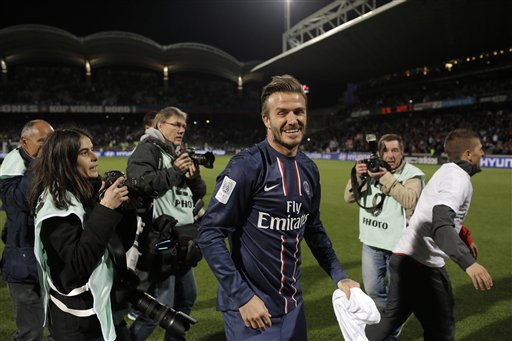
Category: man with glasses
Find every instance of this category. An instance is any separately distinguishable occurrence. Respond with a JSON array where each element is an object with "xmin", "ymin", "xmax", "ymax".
[
  {"xmin": 127, "ymin": 107, "xmax": 206, "ymax": 341},
  {"xmin": 344, "ymin": 134, "xmax": 424, "ymax": 340}
]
